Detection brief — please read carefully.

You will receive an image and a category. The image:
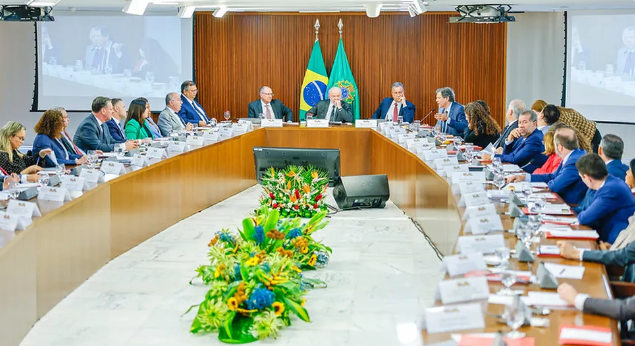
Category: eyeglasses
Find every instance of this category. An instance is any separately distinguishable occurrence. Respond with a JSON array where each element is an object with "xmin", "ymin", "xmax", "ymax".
[
  {"xmin": 14, "ymin": 136, "xmax": 25, "ymax": 142},
  {"xmin": 189, "ymin": 89, "xmax": 198, "ymax": 93},
  {"xmin": 262, "ymin": 93, "xmax": 274, "ymax": 96}
]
